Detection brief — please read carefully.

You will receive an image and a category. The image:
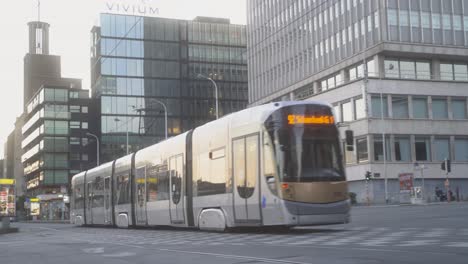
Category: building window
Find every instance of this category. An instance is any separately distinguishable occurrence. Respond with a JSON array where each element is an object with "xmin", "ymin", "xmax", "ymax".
[
  {"xmin": 416, "ymin": 62, "xmax": 431, "ymax": 79},
  {"xmin": 82, "ymin": 138, "xmax": 89, "ymax": 146},
  {"xmin": 385, "ymin": 59, "xmax": 399, "ymax": 78},
  {"xmin": 432, "ymin": 98, "xmax": 448, "ymax": 119},
  {"xmin": 373, "ymin": 135, "xmax": 391, "ymax": 161},
  {"xmin": 82, "ymin": 106, "xmax": 89, "ymax": 113},
  {"xmin": 441, "ymin": 63, "xmax": 454, "ymax": 80},
  {"xmin": 434, "ymin": 138, "xmax": 450, "ymax": 161},
  {"xmin": 82, "ymin": 122, "xmax": 89, "ymax": 129},
  {"xmin": 388, "ymin": 9, "xmax": 398, "ymax": 26},
  {"xmin": 371, "ymin": 95, "xmax": 388, "ymax": 118},
  {"xmin": 454, "ymin": 138, "xmax": 468, "ymax": 161},
  {"xmin": 454, "ymin": 64, "xmax": 468, "ymax": 81},
  {"xmin": 412, "ymin": 97, "xmax": 428, "ymax": 118},
  {"xmin": 392, "ymin": 96, "xmax": 409, "ymax": 118},
  {"xmin": 432, "ymin": 13, "xmax": 441, "ymax": 29},
  {"xmin": 415, "ymin": 137, "xmax": 431, "ymax": 161},
  {"xmin": 356, "ymin": 138, "xmax": 368, "ymax": 163},
  {"xmin": 70, "ymin": 105, "xmax": 80, "ymax": 113},
  {"xmin": 452, "ymin": 99, "xmax": 467, "ymax": 119},
  {"xmin": 400, "ymin": 61, "xmax": 416, "ymax": 79},
  {"xmin": 342, "ymin": 101, "xmax": 353, "ymax": 122},
  {"xmin": 70, "ymin": 153, "xmax": 80, "ymax": 160},
  {"xmin": 394, "ymin": 136, "xmax": 411, "ymax": 161},
  {"xmin": 70, "ymin": 121, "xmax": 80, "ymax": 129},
  {"xmin": 400, "ymin": 10, "xmax": 409, "ymax": 26},
  {"xmin": 333, "ymin": 105, "xmax": 342, "ymax": 123},
  {"xmin": 344, "ymin": 142, "xmax": 355, "ymax": 164},
  {"xmin": 70, "ymin": 137, "xmax": 80, "ymax": 145},
  {"xmin": 410, "ymin": 11, "xmax": 420, "ymax": 27},
  {"xmin": 354, "ymin": 97, "xmax": 365, "ymax": 119},
  {"xmin": 82, "ymin": 154, "xmax": 89, "ymax": 161}
]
